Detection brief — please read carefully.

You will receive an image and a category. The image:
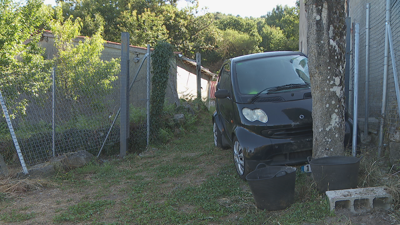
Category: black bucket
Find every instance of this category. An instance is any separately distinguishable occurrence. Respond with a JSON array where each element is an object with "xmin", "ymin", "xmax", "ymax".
[
  {"xmin": 309, "ymin": 156, "xmax": 362, "ymax": 192},
  {"xmin": 246, "ymin": 164, "xmax": 296, "ymax": 211}
]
